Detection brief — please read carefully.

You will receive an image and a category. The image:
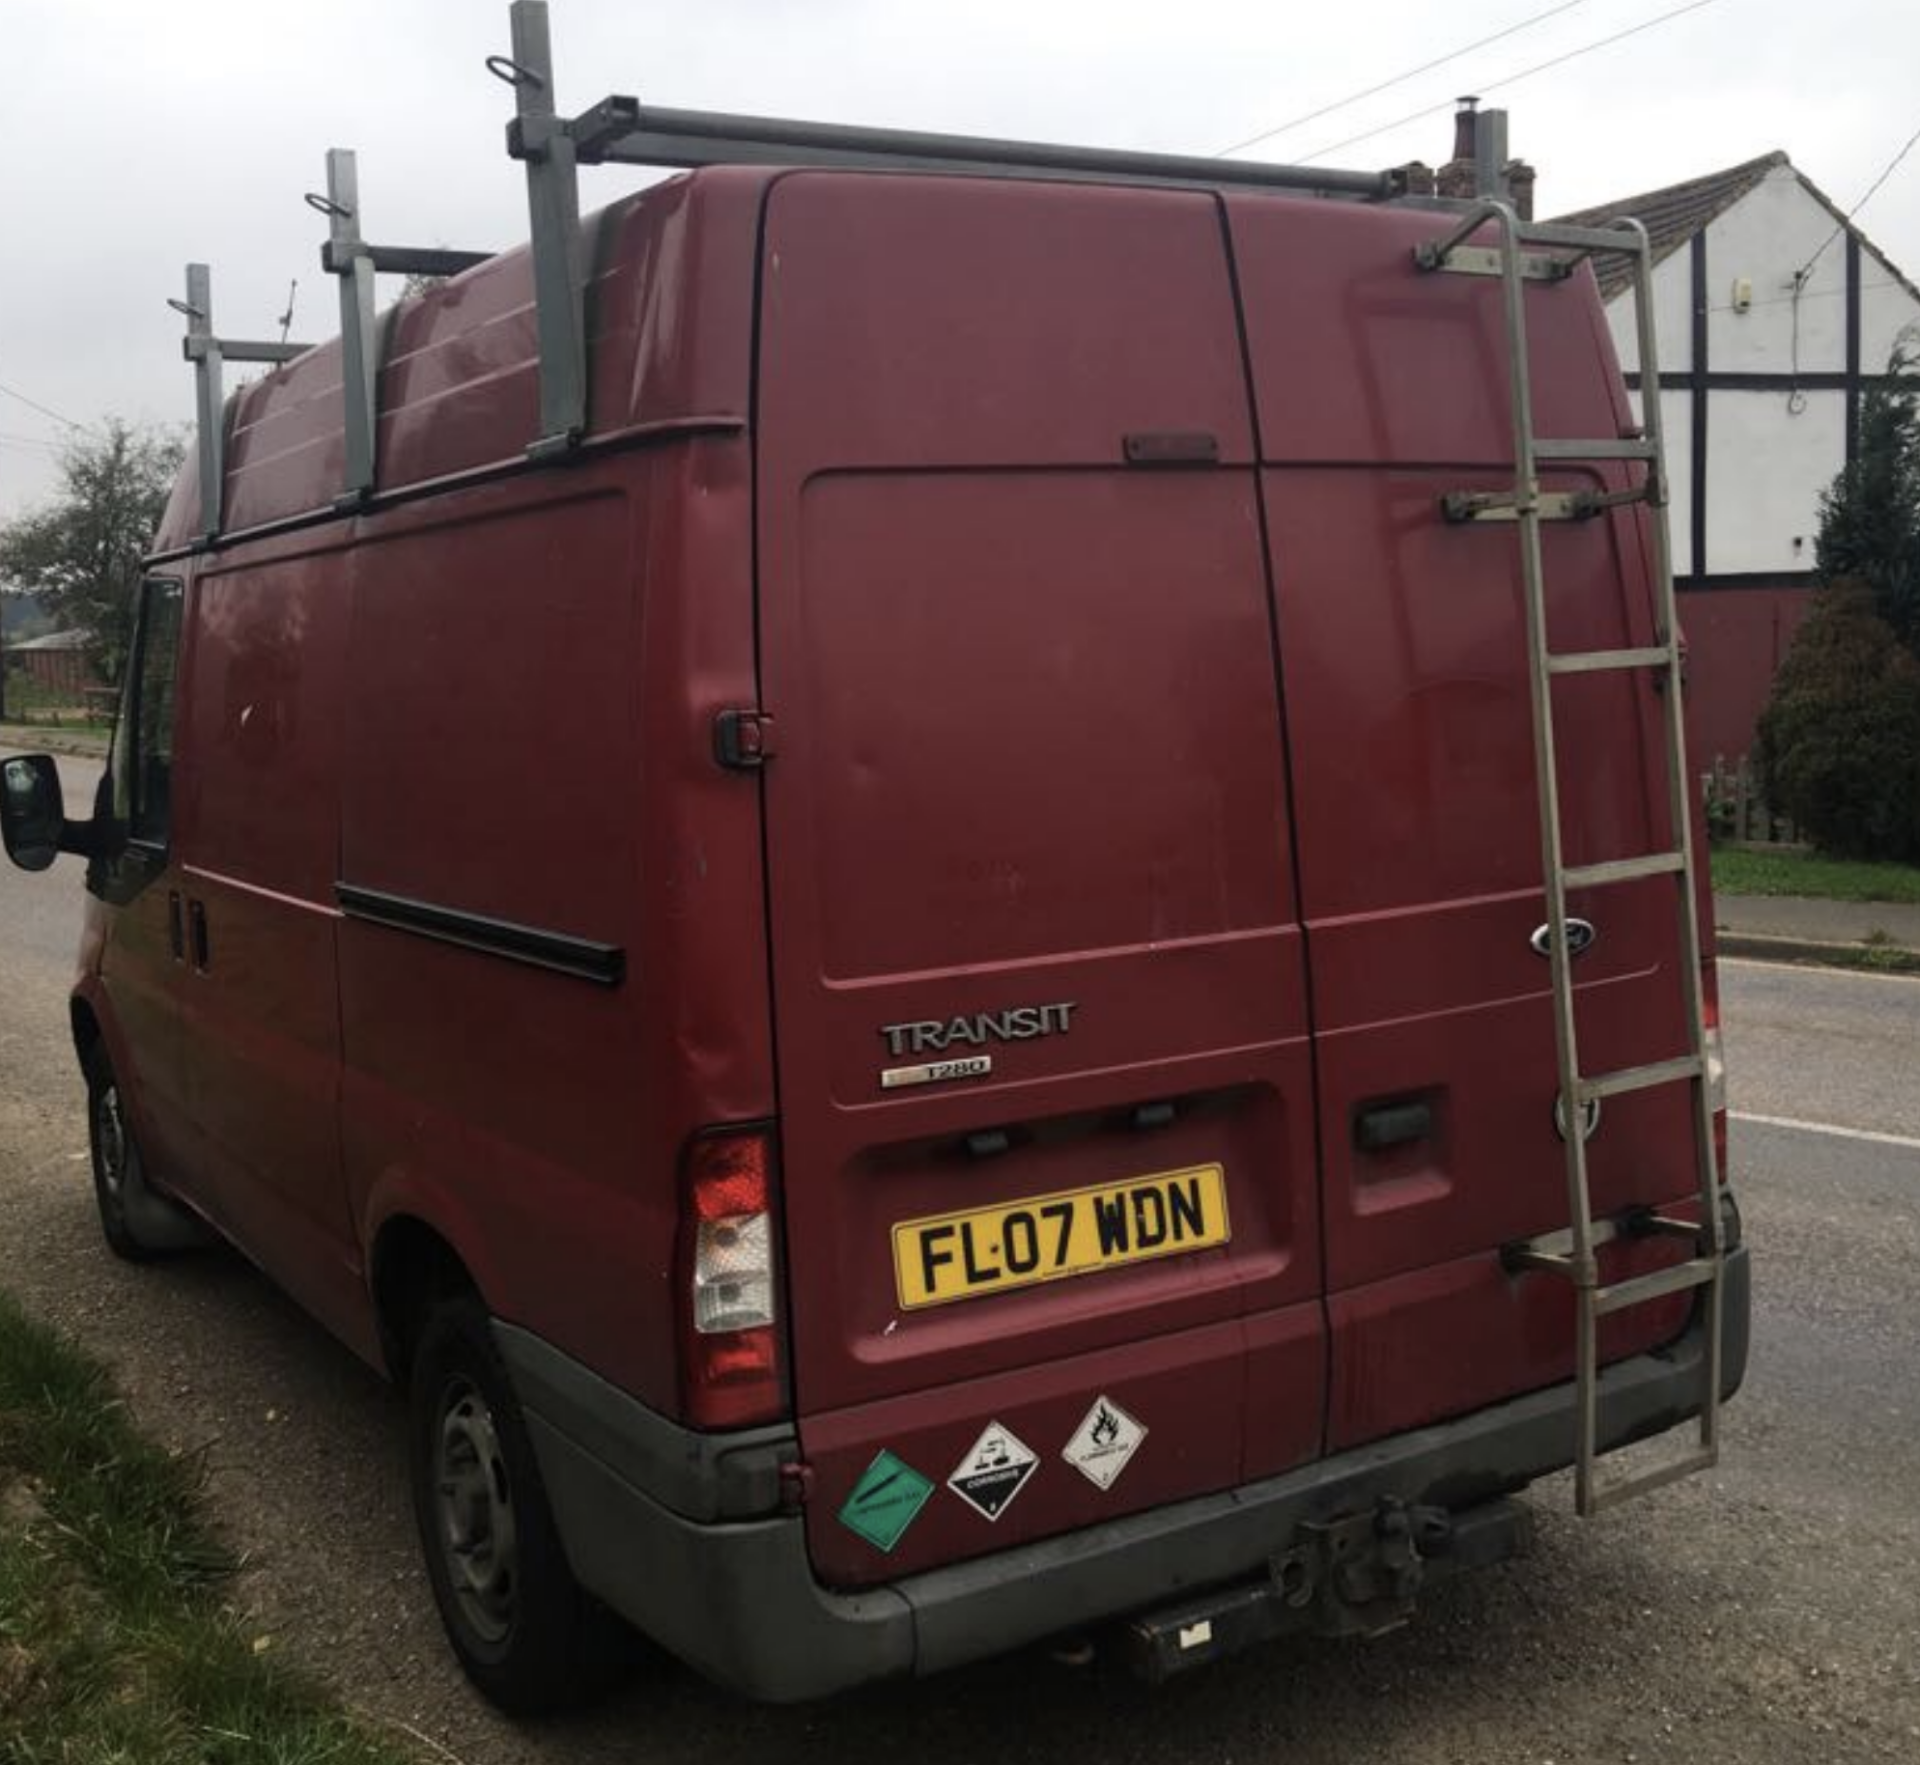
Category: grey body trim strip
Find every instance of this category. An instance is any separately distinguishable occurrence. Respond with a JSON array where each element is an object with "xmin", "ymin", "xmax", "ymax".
[
  {"xmin": 335, "ymin": 883, "xmax": 624, "ymax": 985},
  {"xmin": 517, "ymin": 1247, "xmax": 1750, "ymax": 1702}
]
